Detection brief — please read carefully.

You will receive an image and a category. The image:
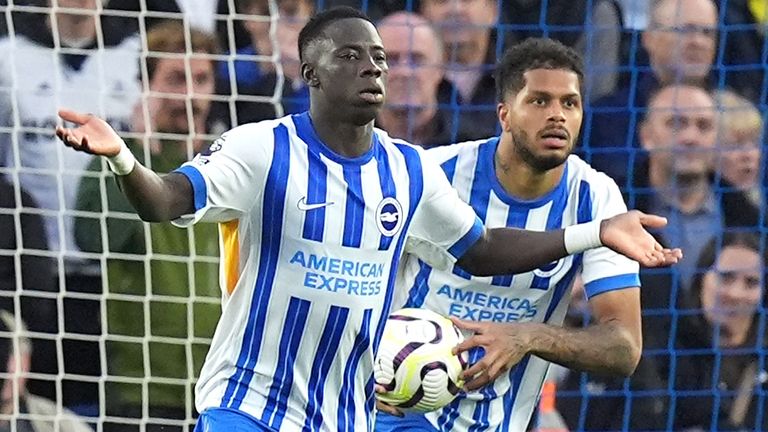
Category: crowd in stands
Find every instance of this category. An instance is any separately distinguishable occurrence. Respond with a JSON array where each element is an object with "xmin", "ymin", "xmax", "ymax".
[{"xmin": 0, "ymin": 0, "xmax": 765, "ymax": 431}]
